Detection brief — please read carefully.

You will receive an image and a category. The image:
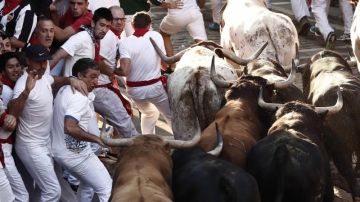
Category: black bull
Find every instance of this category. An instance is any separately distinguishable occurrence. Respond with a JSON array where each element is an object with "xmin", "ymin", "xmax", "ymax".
[
  {"xmin": 247, "ymin": 92, "xmax": 343, "ymax": 202},
  {"xmin": 300, "ymin": 50, "xmax": 360, "ymax": 199}
]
